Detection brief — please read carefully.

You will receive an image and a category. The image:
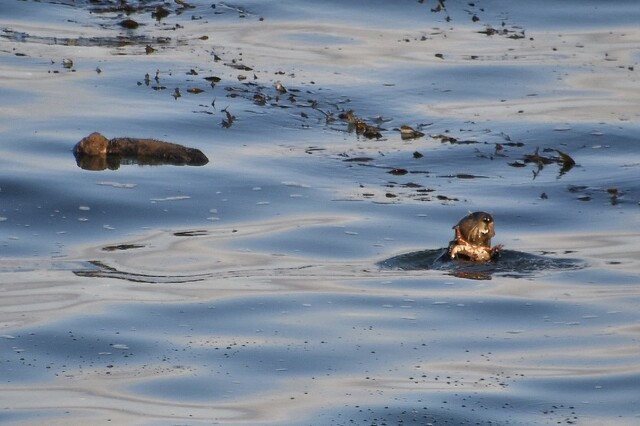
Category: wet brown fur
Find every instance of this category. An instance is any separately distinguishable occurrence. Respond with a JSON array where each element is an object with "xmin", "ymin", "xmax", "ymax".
[
  {"xmin": 73, "ymin": 132, "xmax": 208, "ymax": 167},
  {"xmin": 456, "ymin": 211, "xmax": 495, "ymax": 246},
  {"xmin": 448, "ymin": 212, "xmax": 502, "ymax": 262}
]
